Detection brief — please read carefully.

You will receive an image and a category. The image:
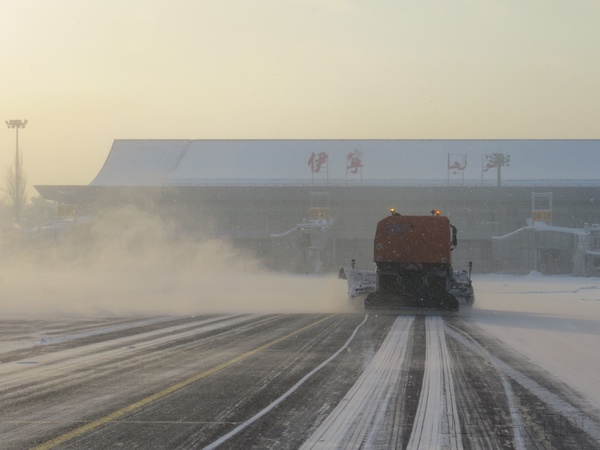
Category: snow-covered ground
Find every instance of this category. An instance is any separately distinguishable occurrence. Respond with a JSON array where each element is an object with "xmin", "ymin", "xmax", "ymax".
[
  {"xmin": 471, "ymin": 273, "xmax": 600, "ymax": 407},
  {"xmin": 2, "ymin": 264, "xmax": 598, "ymax": 411}
]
